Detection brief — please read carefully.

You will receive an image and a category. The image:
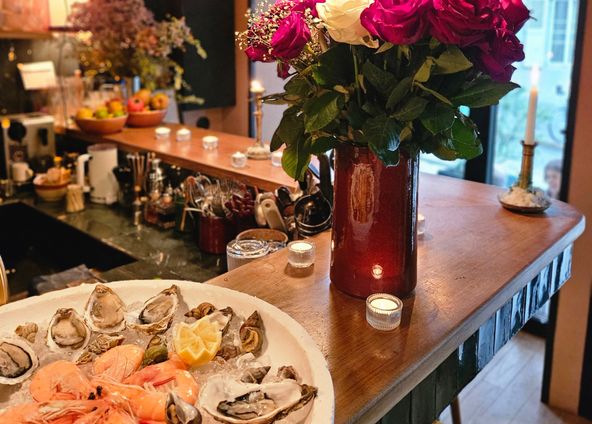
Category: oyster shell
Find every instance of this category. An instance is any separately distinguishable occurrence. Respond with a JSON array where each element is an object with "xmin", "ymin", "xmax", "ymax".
[
  {"xmin": 88, "ymin": 334, "xmax": 125, "ymax": 355},
  {"xmin": 15, "ymin": 322, "xmax": 38, "ymax": 343},
  {"xmin": 47, "ymin": 308, "xmax": 91, "ymax": 352},
  {"xmin": 84, "ymin": 284, "xmax": 126, "ymax": 333},
  {"xmin": 166, "ymin": 392, "xmax": 202, "ymax": 424},
  {"xmin": 129, "ymin": 285, "xmax": 179, "ymax": 334},
  {"xmin": 199, "ymin": 374, "xmax": 316, "ymax": 424},
  {"xmin": 0, "ymin": 338, "xmax": 39, "ymax": 385},
  {"xmin": 240, "ymin": 366, "xmax": 270, "ymax": 384},
  {"xmin": 240, "ymin": 311, "xmax": 264, "ymax": 355}
]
